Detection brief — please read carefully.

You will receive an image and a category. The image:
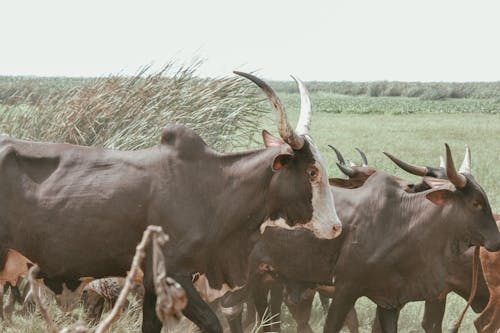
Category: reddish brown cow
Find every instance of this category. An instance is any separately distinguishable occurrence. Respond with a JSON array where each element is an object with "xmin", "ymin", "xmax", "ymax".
[{"xmin": 474, "ymin": 219, "xmax": 500, "ymax": 333}]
